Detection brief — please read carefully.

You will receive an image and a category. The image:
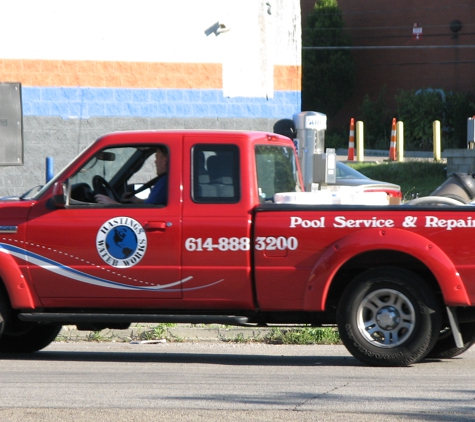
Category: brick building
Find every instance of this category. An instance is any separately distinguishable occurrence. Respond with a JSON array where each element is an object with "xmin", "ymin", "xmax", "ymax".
[{"xmin": 301, "ymin": 0, "xmax": 475, "ymax": 129}]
